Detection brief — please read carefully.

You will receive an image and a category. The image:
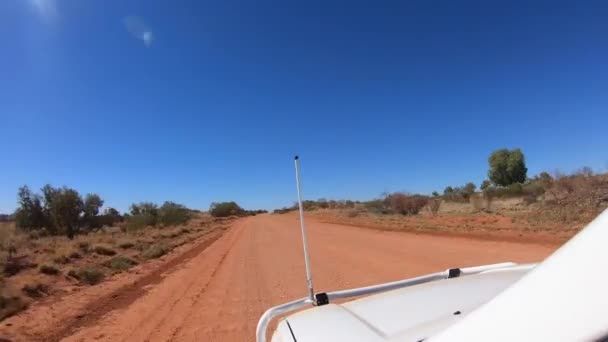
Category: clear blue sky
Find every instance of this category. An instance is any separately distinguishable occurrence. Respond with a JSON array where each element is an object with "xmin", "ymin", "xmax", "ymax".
[{"xmin": 1, "ymin": 0, "xmax": 607, "ymax": 213}]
